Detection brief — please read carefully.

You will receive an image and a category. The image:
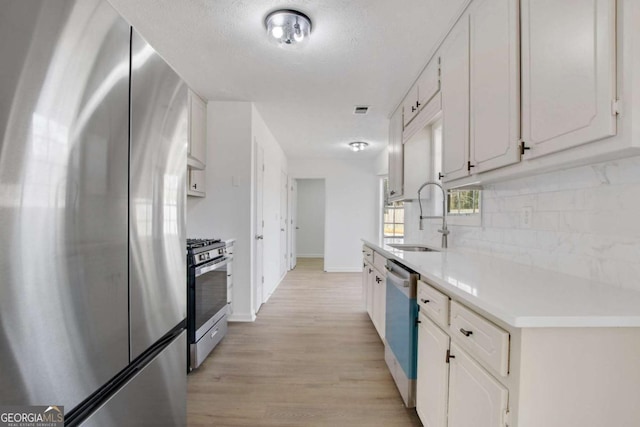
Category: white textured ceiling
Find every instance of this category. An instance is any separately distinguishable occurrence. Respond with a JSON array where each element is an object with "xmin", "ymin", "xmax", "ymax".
[{"xmin": 107, "ymin": 0, "xmax": 468, "ymax": 159}]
